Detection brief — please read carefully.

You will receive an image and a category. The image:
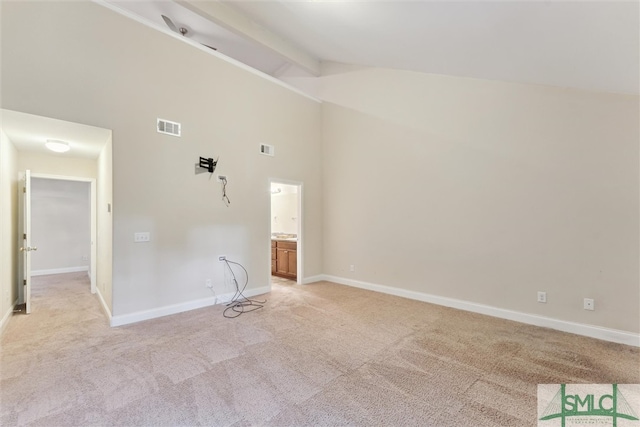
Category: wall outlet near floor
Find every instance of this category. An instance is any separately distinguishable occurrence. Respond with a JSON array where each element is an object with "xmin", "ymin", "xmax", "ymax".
[
  {"xmin": 537, "ymin": 291, "xmax": 547, "ymax": 303},
  {"xmin": 584, "ymin": 298, "xmax": 595, "ymax": 311},
  {"xmin": 82, "ymin": 255, "xmax": 89, "ymax": 261},
  {"xmin": 205, "ymin": 279, "xmax": 213, "ymax": 288},
  {"xmin": 349, "ymin": 264, "xmax": 355, "ymax": 272}
]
